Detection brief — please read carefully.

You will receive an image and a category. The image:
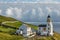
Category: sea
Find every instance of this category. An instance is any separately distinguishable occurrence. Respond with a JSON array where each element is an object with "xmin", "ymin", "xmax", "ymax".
[{"xmin": 25, "ymin": 22, "xmax": 60, "ymax": 33}]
